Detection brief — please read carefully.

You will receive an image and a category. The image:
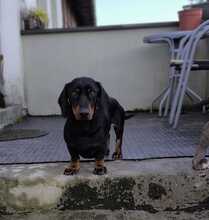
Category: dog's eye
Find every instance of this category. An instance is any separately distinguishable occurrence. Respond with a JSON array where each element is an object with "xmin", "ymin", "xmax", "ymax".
[
  {"xmin": 88, "ymin": 88, "xmax": 96, "ymax": 96},
  {"xmin": 87, "ymin": 88, "xmax": 92, "ymax": 93},
  {"xmin": 71, "ymin": 89, "xmax": 80, "ymax": 96}
]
